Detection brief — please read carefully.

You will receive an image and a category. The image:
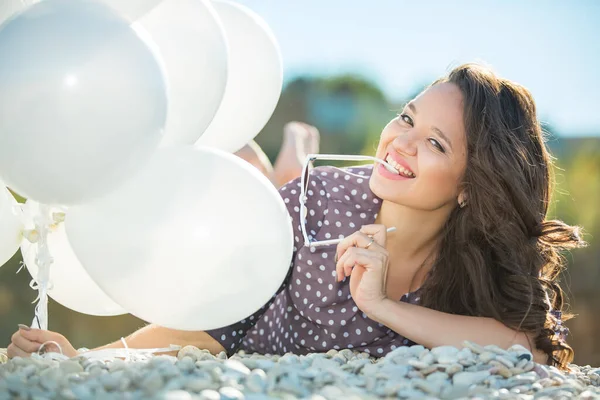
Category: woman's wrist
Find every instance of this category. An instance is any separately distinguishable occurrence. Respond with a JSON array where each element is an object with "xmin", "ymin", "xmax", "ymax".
[{"xmin": 363, "ymin": 297, "xmax": 395, "ymax": 324}]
